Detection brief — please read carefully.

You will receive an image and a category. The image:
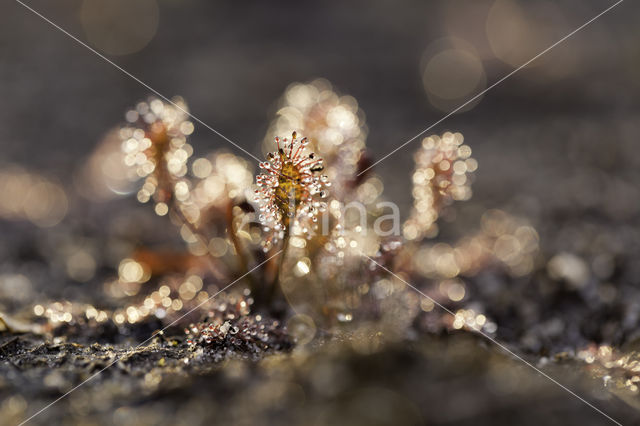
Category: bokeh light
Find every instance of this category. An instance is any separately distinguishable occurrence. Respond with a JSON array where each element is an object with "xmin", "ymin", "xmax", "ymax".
[
  {"xmin": 80, "ymin": 0, "xmax": 159, "ymax": 56},
  {"xmin": 422, "ymin": 46, "xmax": 487, "ymax": 112},
  {"xmin": 0, "ymin": 166, "xmax": 68, "ymax": 227}
]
